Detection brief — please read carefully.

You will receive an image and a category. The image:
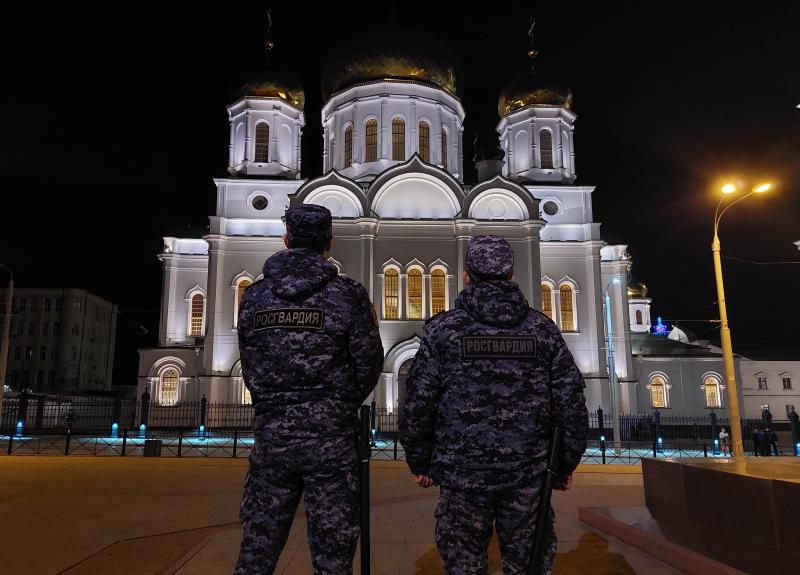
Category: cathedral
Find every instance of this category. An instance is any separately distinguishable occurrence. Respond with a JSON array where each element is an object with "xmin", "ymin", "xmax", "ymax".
[{"xmin": 137, "ymin": 24, "xmax": 737, "ymax": 420}]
